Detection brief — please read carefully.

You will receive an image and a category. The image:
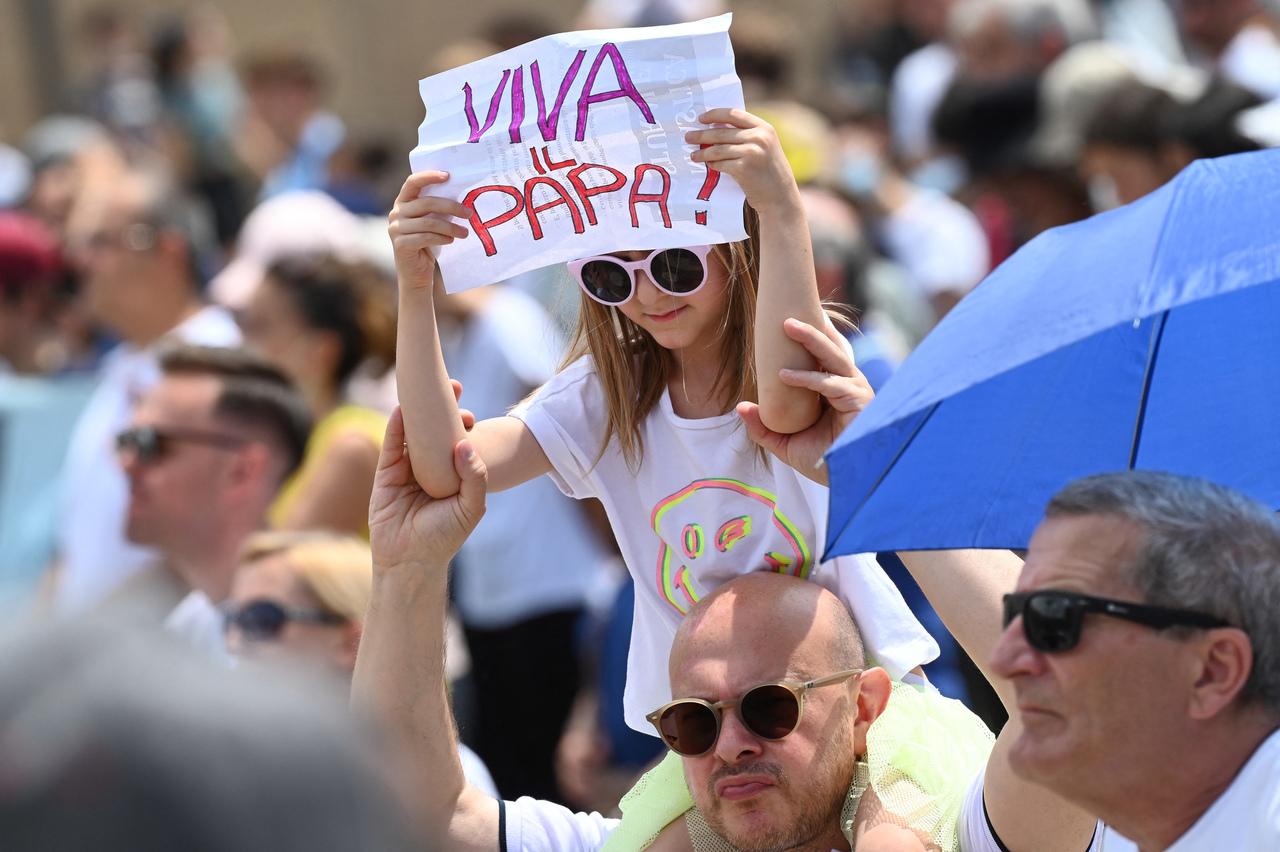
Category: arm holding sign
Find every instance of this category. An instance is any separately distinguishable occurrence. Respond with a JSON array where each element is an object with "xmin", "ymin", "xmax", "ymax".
[
  {"xmin": 390, "ymin": 172, "xmax": 553, "ymax": 499},
  {"xmin": 689, "ymin": 109, "xmax": 826, "ymax": 436}
]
